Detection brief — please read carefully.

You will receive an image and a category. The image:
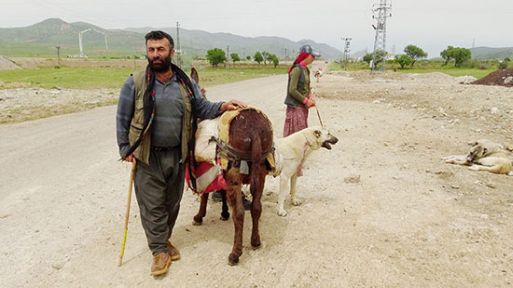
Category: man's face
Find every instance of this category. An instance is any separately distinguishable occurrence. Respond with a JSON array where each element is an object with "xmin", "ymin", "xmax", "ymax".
[{"xmin": 146, "ymin": 38, "xmax": 175, "ymax": 72}]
